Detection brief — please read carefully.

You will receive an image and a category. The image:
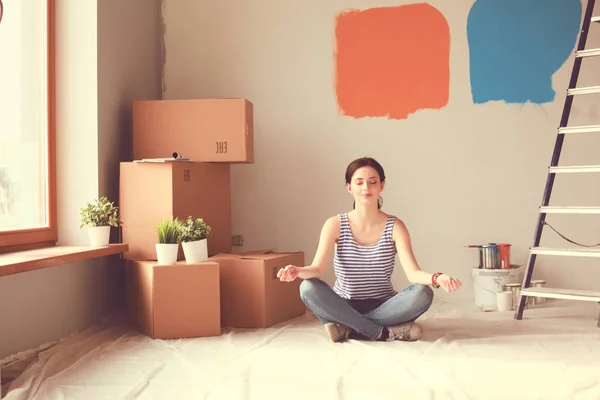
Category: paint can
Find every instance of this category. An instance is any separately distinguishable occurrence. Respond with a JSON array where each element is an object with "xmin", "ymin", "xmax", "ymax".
[
  {"xmin": 502, "ymin": 282, "xmax": 522, "ymax": 311},
  {"xmin": 530, "ymin": 279, "xmax": 547, "ymax": 305},
  {"xmin": 469, "ymin": 243, "xmax": 512, "ymax": 269},
  {"xmin": 496, "ymin": 291, "xmax": 513, "ymax": 312},
  {"xmin": 471, "ymin": 265, "xmax": 523, "ymax": 311},
  {"xmin": 491, "ymin": 243, "xmax": 511, "ymax": 269},
  {"xmin": 479, "ymin": 244, "xmax": 499, "ymax": 269}
]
